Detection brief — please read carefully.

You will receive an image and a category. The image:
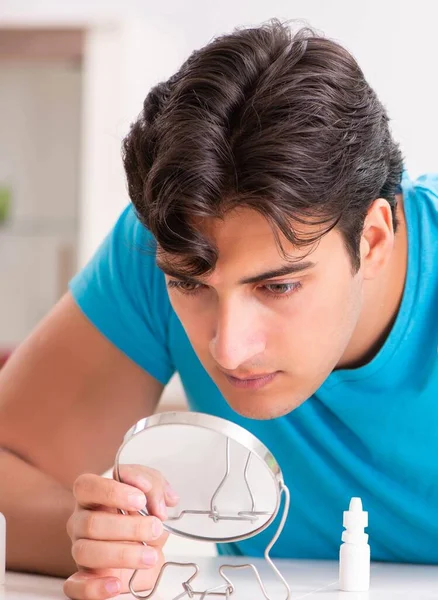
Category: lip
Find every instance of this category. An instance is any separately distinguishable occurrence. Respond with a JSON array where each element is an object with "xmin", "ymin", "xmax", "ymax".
[{"xmin": 223, "ymin": 371, "xmax": 279, "ymax": 390}]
